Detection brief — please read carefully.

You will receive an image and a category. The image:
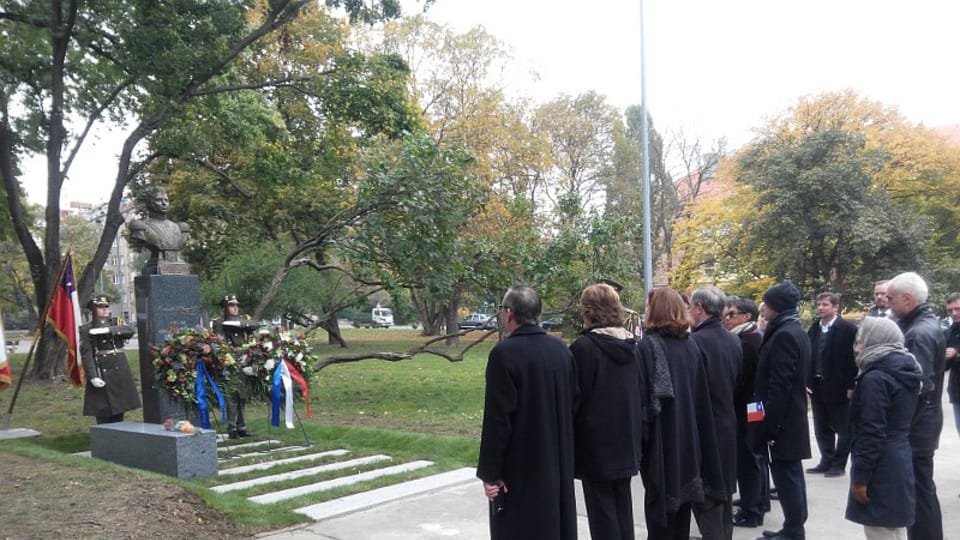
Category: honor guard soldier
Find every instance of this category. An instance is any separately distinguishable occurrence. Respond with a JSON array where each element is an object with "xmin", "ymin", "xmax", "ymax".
[
  {"xmin": 80, "ymin": 294, "xmax": 141, "ymax": 424},
  {"xmin": 213, "ymin": 294, "xmax": 258, "ymax": 438}
]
